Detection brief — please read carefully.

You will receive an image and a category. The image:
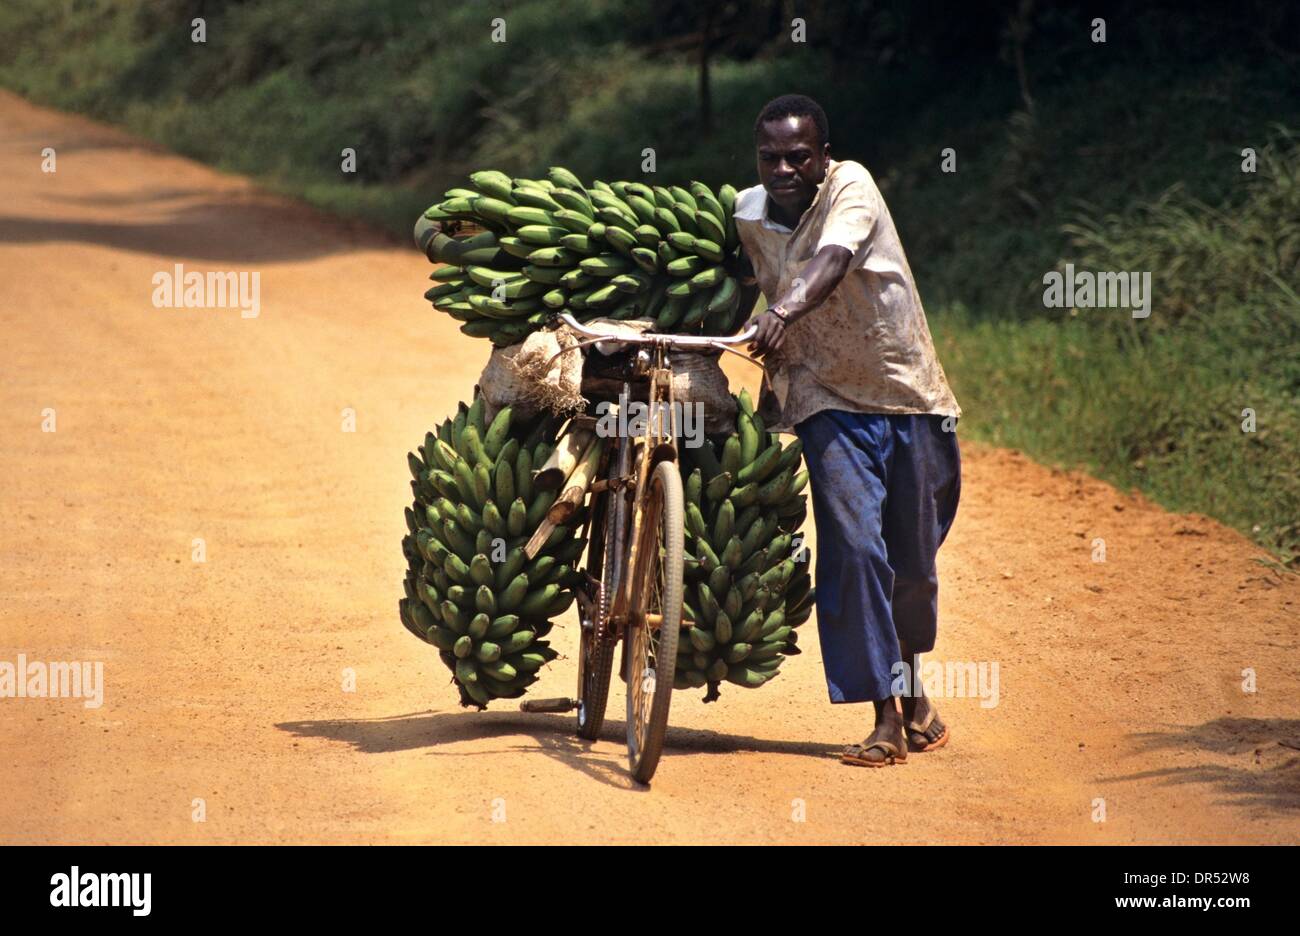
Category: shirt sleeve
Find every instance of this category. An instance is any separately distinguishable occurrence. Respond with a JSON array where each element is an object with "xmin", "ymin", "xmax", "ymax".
[{"xmin": 815, "ymin": 172, "xmax": 880, "ymax": 261}]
